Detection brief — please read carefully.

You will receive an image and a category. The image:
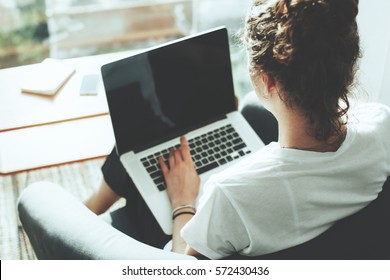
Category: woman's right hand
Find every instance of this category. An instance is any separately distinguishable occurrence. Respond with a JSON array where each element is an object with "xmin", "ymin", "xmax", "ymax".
[{"xmin": 159, "ymin": 136, "xmax": 200, "ymax": 209}]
